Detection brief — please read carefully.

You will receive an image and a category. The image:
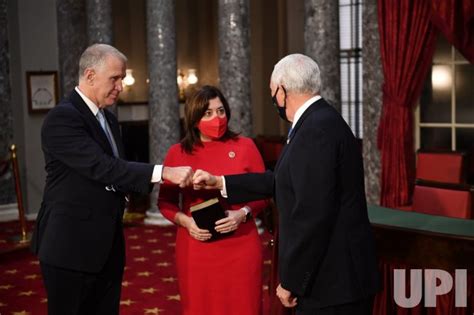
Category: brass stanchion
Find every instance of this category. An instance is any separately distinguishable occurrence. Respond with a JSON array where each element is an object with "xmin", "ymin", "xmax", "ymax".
[
  {"xmin": 123, "ymin": 194, "xmax": 145, "ymax": 226},
  {"xmin": 9, "ymin": 144, "xmax": 30, "ymax": 244}
]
